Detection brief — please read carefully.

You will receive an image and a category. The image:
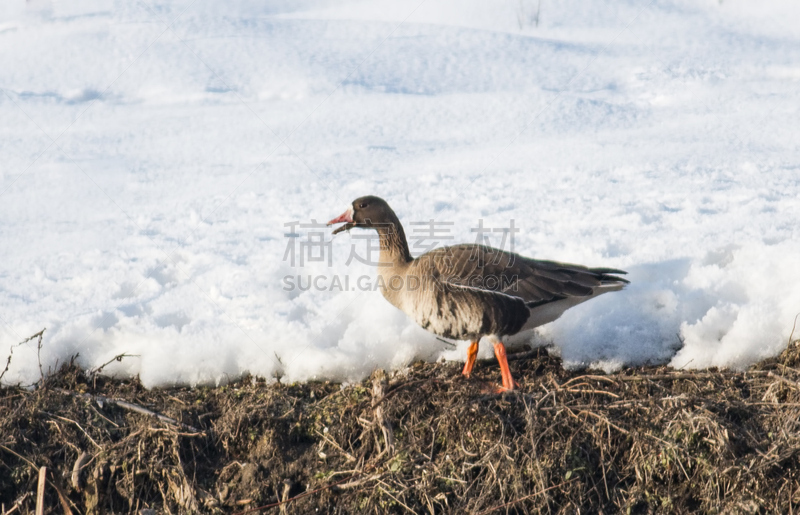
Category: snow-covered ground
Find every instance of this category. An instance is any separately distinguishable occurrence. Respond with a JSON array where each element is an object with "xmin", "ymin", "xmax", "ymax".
[{"xmin": 1, "ymin": 0, "xmax": 799, "ymax": 387}]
